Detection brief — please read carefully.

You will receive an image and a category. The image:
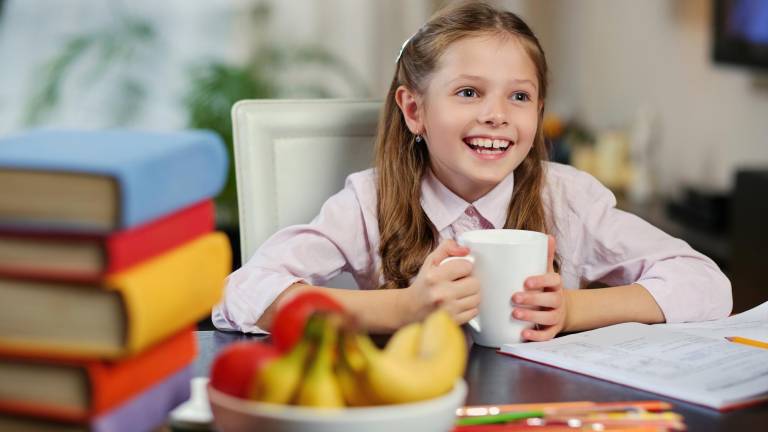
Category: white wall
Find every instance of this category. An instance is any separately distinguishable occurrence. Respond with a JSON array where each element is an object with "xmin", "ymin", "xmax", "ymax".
[
  {"xmin": 264, "ymin": 0, "xmax": 431, "ymax": 97},
  {"xmin": 5, "ymin": 0, "xmax": 763, "ymax": 194},
  {"xmin": 0, "ymin": 0, "xmax": 243, "ymax": 132},
  {"xmin": 0, "ymin": 0, "xmax": 431, "ymax": 133},
  {"xmin": 505, "ymin": 0, "xmax": 768, "ymax": 193}
]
